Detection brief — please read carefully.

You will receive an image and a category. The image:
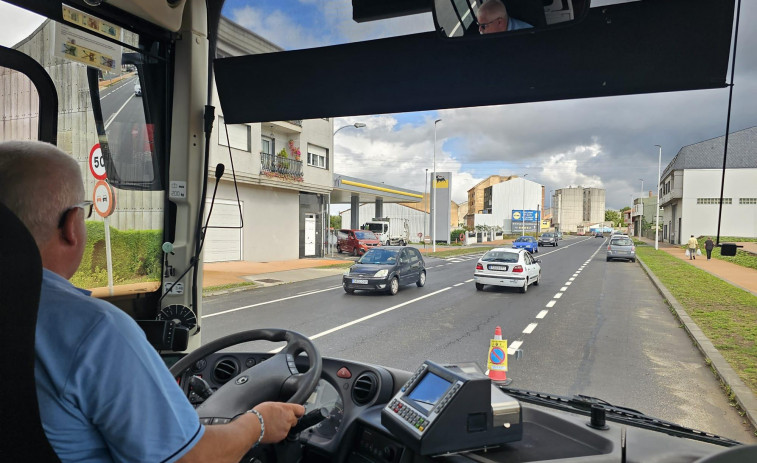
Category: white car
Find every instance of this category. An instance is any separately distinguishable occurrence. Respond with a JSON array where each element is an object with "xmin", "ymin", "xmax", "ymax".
[{"xmin": 474, "ymin": 247, "xmax": 541, "ymax": 293}]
